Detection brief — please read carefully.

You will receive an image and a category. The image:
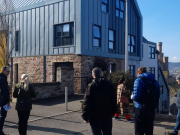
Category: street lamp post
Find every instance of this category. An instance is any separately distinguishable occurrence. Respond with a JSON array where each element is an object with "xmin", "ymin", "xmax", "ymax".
[{"xmin": 125, "ymin": 0, "xmax": 128, "ymax": 72}]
